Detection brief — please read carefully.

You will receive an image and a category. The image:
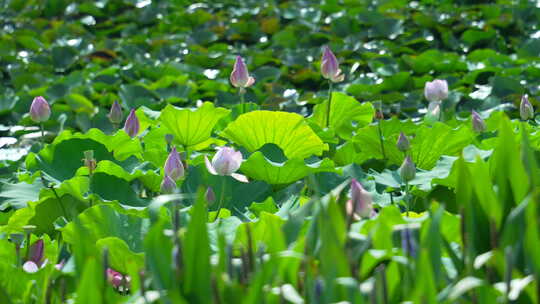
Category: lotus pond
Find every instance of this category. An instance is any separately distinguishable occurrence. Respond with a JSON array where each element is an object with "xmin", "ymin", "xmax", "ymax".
[{"xmin": 1, "ymin": 0, "xmax": 540, "ymax": 303}]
